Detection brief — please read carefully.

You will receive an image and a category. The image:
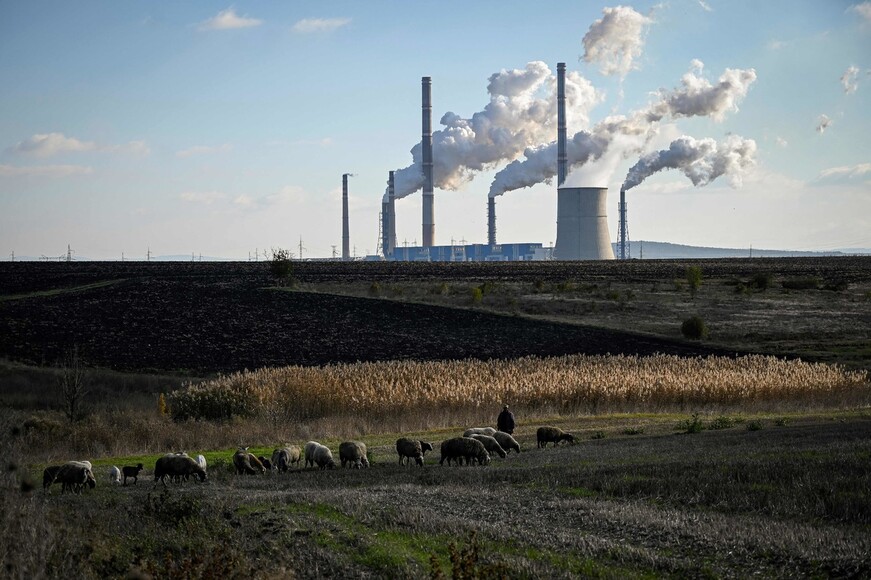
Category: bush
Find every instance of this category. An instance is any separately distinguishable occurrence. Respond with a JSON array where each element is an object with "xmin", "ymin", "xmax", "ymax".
[
  {"xmin": 746, "ymin": 421, "xmax": 763, "ymax": 431},
  {"xmin": 622, "ymin": 427, "xmax": 643, "ymax": 435},
  {"xmin": 750, "ymin": 272, "xmax": 773, "ymax": 290},
  {"xmin": 590, "ymin": 431, "xmax": 606, "ymax": 440},
  {"xmin": 470, "ymin": 287, "xmax": 483, "ymax": 304},
  {"xmin": 708, "ymin": 416, "xmax": 735, "ymax": 430},
  {"xmin": 685, "ymin": 266, "xmax": 702, "ymax": 299},
  {"xmin": 676, "ymin": 413, "xmax": 704, "ymax": 434},
  {"xmin": 782, "ymin": 277, "xmax": 820, "ymax": 290},
  {"xmin": 369, "ymin": 282, "xmax": 381, "ymax": 296},
  {"xmin": 681, "ymin": 316, "xmax": 708, "ymax": 340},
  {"xmin": 269, "ymin": 248, "xmax": 294, "ymax": 286}
]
